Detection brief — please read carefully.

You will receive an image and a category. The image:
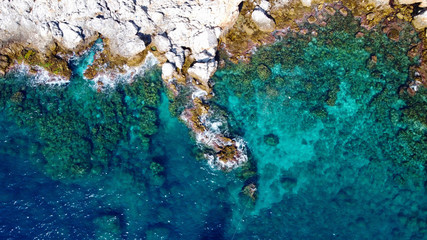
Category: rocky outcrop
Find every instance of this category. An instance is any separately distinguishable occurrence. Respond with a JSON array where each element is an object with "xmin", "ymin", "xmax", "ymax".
[
  {"xmin": 0, "ymin": 0, "xmax": 242, "ymax": 64},
  {"xmin": 0, "ymin": 0, "xmax": 248, "ymax": 170},
  {"xmin": 222, "ymin": 0, "xmax": 427, "ymax": 63},
  {"xmin": 397, "ymin": 0, "xmax": 427, "ymax": 8},
  {"xmin": 413, "ymin": 10, "xmax": 427, "ymax": 30},
  {"xmin": 252, "ymin": 8, "xmax": 276, "ymax": 32}
]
